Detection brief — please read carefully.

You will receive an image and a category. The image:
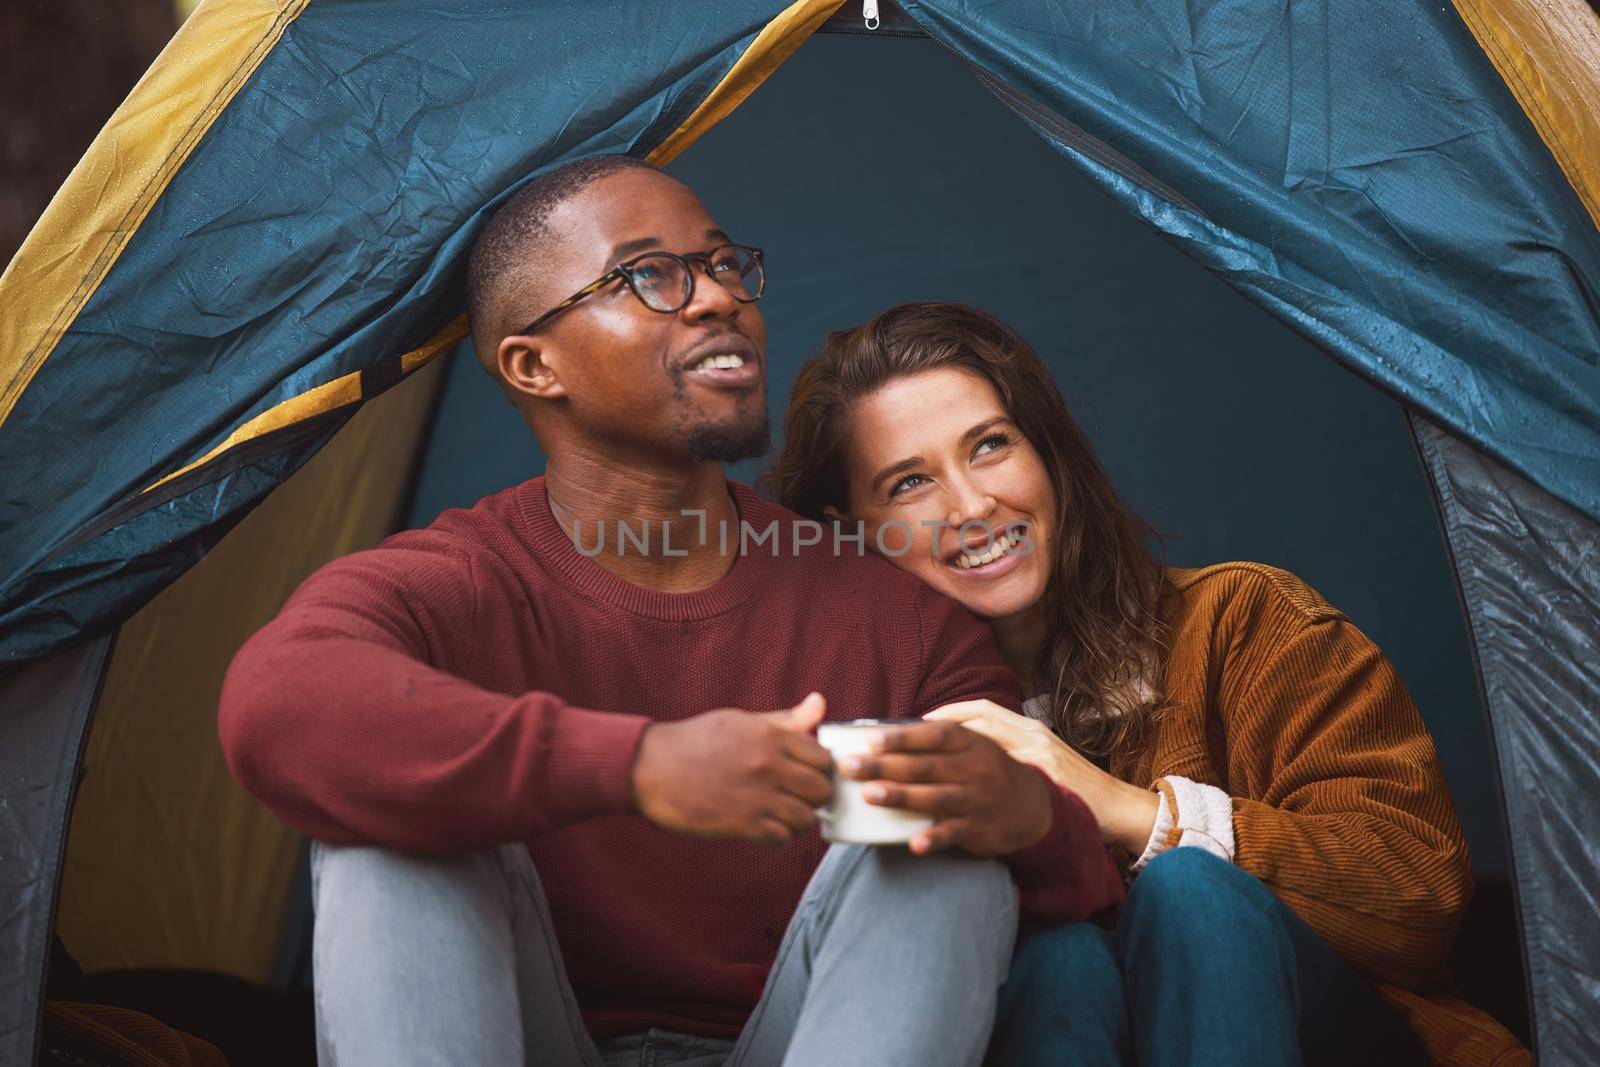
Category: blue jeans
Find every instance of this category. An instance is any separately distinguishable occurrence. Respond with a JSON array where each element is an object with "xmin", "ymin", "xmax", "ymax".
[{"xmin": 989, "ymin": 849, "xmax": 1425, "ymax": 1067}]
